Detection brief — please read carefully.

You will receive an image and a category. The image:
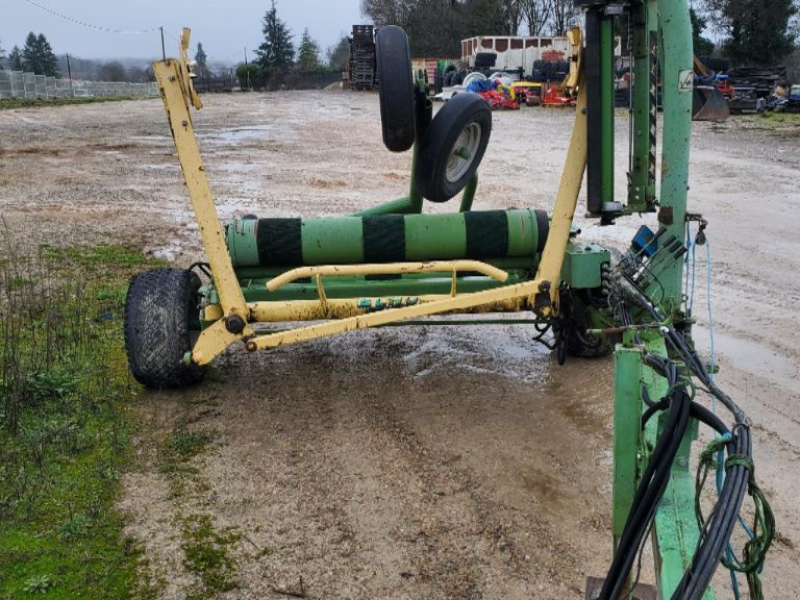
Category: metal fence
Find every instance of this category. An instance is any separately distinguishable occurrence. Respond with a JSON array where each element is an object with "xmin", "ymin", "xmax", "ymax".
[{"xmin": 0, "ymin": 70, "xmax": 159, "ymax": 100}]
